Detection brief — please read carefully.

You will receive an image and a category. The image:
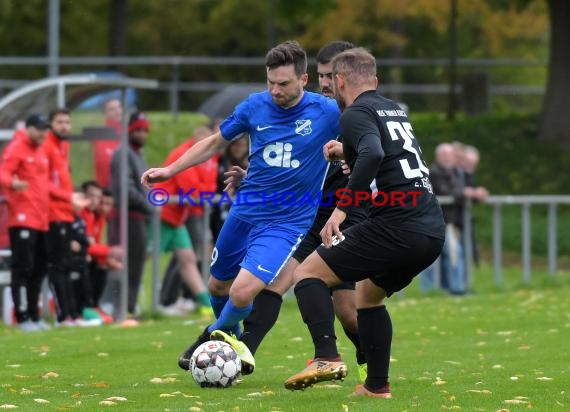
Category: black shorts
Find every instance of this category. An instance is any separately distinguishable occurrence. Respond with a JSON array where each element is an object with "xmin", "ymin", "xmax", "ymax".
[
  {"xmin": 316, "ymin": 218, "xmax": 444, "ymax": 297},
  {"xmin": 293, "ymin": 211, "xmax": 365, "ymax": 291}
]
